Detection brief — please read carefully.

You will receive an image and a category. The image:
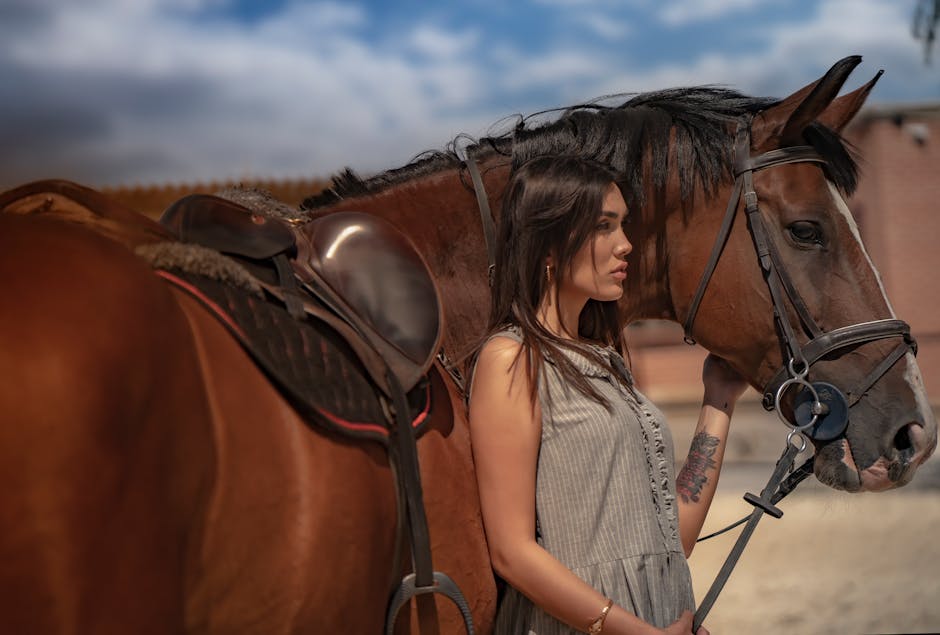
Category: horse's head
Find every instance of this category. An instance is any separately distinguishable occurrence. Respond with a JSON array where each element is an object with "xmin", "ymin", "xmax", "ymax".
[{"xmin": 676, "ymin": 56, "xmax": 937, "ymax": 491}]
